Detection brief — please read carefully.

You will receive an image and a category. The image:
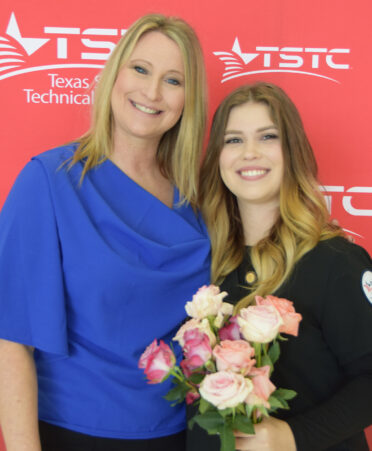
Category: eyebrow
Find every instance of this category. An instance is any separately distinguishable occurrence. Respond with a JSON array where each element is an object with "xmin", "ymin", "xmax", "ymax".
[
  {"xmin": 129, "ymin": 58, "xmax": 184, "ymax": 77},
  {"xmin": 224, "ymin": 125, "xmax": 278, "ymax": 135}
]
